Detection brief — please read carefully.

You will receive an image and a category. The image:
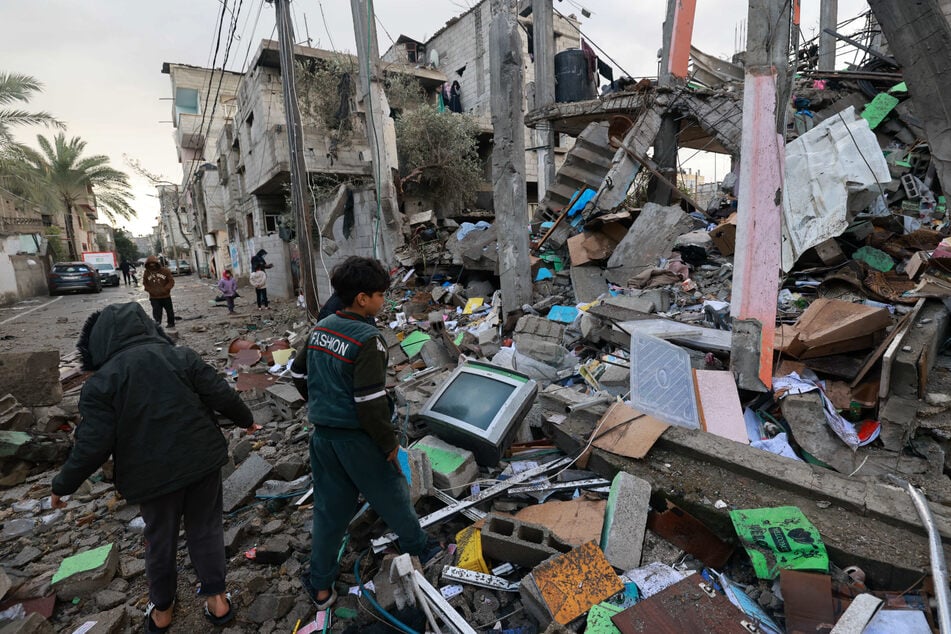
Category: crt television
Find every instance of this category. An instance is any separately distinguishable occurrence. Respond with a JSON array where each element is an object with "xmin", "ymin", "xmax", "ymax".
[{"xmin": 419, "ymin": 361, "xmax": 538, "ymax": 466}]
